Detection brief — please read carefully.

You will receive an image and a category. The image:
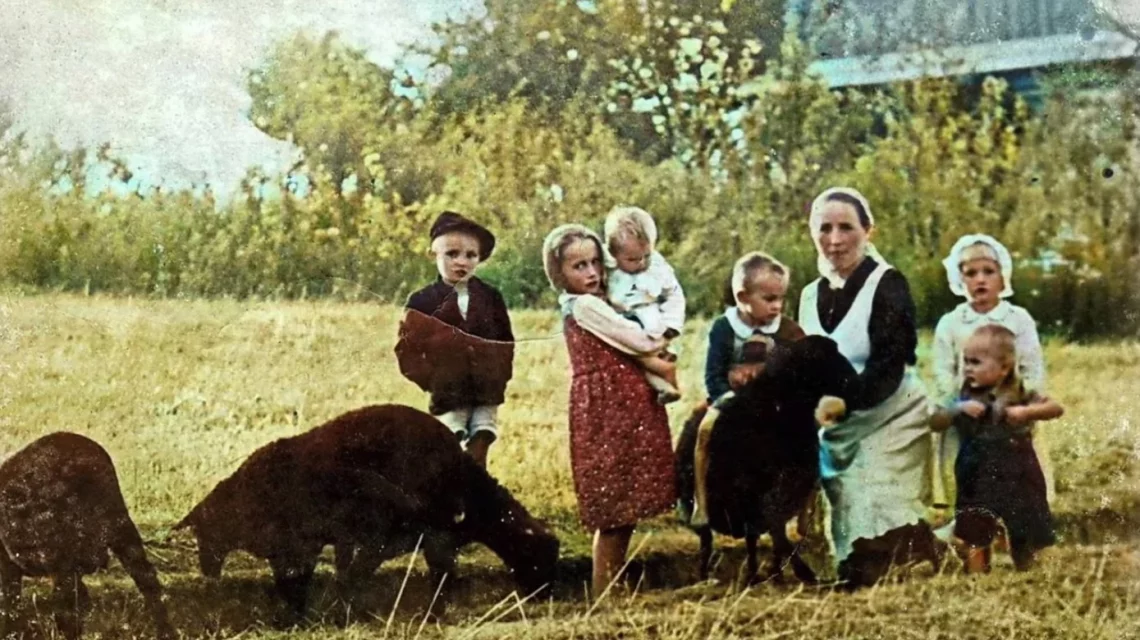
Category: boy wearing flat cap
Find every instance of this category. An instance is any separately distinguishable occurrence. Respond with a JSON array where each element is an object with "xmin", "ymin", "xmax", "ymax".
[{"xmin": 395, "ymin": 211, "xmax": 515, "ymax": 467}]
